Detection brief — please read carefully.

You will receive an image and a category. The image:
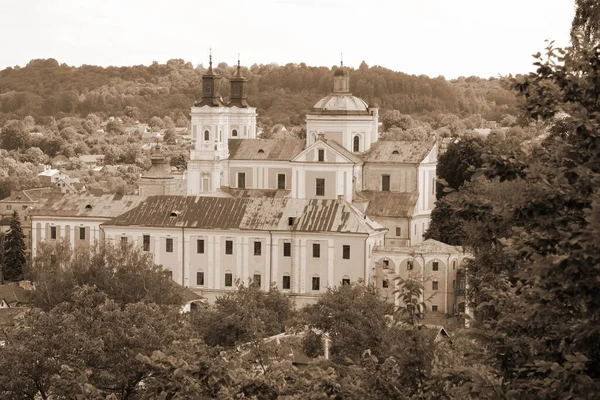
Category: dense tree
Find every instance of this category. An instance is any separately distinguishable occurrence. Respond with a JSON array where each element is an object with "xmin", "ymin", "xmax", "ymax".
[
  {"xmin": 191, "ymin": 281, "xmax": 294, "ymax": 348},
  {"xmin": 0, "ymin": 119, "xmax": 28, "ymax": 150},
  {"xmin": 571, "ymin": 0, "xmax": 600, "ymax": 43},
  {"xmin": 299, "ymin": 283, "xmax": 393, "ymax": 363},
  {"xmin": 2, "ymin": 211, "xmax": 26, "ymax": 282},
  {"xmin": 30, "ymin": 241, "xmax": 184, "ymax": 310},
  {"xmin": 435, "ymin": 136, "xmax": 485, "ymax": 199}
]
